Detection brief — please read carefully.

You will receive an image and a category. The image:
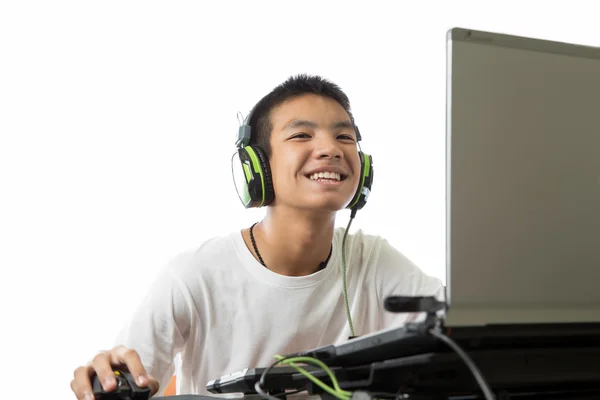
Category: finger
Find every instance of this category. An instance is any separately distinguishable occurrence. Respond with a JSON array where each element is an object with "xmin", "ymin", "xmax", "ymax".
[
  {"xmin": 110, "ymin": 345, "xmax": 149, "ymax": 387},
  {"xmin": 92, "ymin": 351, "xmax": 118, "ymax": 392},
  {"xmin": 71, "ymin": 366, "xmax": 95, "ymax": 400},
  {"xmin": 147, "ymin": 375, "xmax": 161, "ymax": 397}
]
